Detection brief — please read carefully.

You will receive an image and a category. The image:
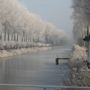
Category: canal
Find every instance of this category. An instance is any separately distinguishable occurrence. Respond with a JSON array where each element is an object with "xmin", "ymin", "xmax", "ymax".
[{"xmin": 0, "ymin": 46, "xmax": 71, "ymax": 90}]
